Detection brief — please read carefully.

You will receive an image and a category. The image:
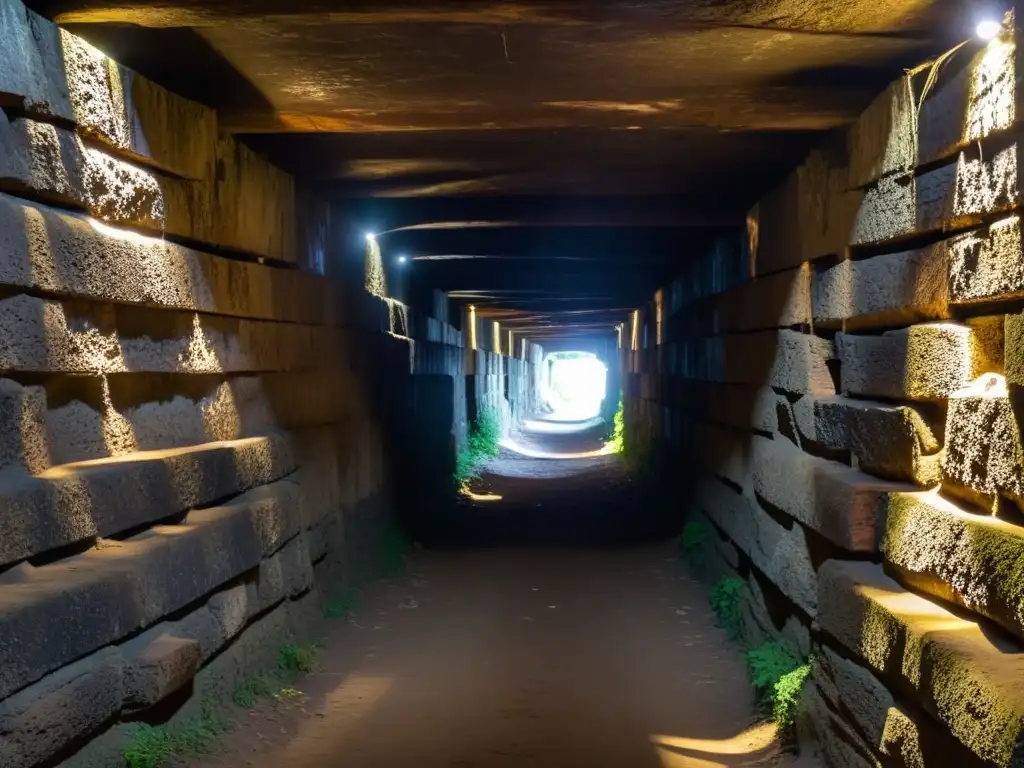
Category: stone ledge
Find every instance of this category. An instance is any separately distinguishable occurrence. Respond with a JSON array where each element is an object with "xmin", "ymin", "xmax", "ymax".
[
  {"xmin": 0, "ymin": 294, "xmax": 343, "ymax": 376},
  {"xmin": 0, "ymin": 432, "xmax": 296, "ymax": 567},
  {"xmin": 836, "ymin": 323, "xmax": 994, "ymax": 401},
  {"xmin": 818, "ymin": 559, "xmax": 1024, "ymax": 767},
  {"xmin": 813, "ymin": 396, "xmax": 943, "ymax": 486},
  {"xmin": 0, "ymin": 483, "xmax": 295, "ymax": 700},
  {"xmin": 751, "ymin": 434, "xmax": 912, "ymax": 552},
  {"xmin": 885, "ymin": 489, "xmax": 1024, "ymax": 645},
  {"xmin": 0, "ymin": 192, "xmax": 336, "ymax": 326},
  {"xmin": 0, "ymin": 647, "xmax": 122, "ymax": 768},
  {"xmin": 812, "ymin": 247, "xmax": 949, "ymax": 330}
]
